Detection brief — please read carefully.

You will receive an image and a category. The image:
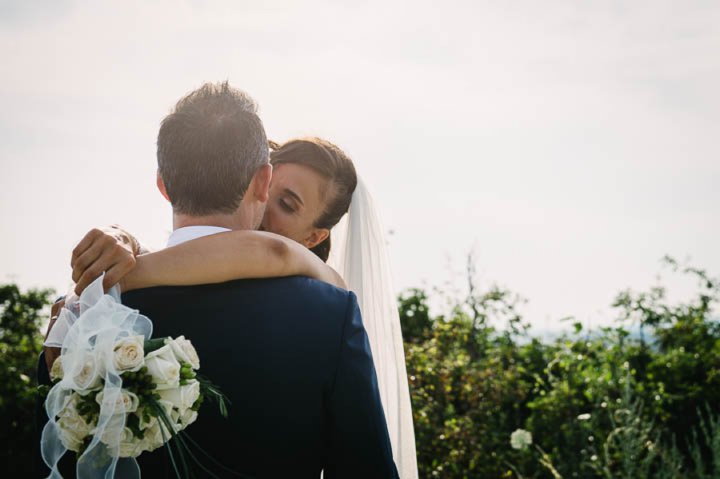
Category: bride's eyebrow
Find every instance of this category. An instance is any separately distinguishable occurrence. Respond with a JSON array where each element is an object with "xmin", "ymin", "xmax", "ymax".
[{"xmin": 283, "ymin": 188, "xmax": 304, "ymax": 206}]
